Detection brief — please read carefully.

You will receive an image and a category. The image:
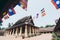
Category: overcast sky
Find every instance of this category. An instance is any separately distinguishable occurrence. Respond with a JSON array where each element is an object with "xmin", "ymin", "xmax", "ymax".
[{"xmin": 1, "ymin": 0, "xmax": 60, "ymax": 28}]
